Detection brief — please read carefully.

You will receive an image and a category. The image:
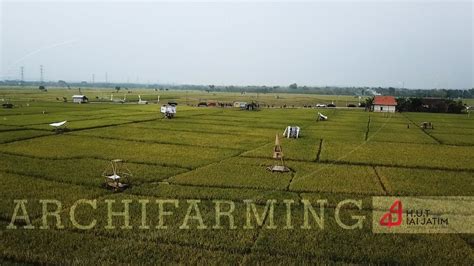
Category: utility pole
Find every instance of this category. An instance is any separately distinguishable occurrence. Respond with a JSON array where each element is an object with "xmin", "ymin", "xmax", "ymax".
[
  {"xmin": 20, "ymin": 66, "xmax": 24, "ymax": 85},
  {"xmin": 92, "ymin": 74, "xmax": 95, "ymax": 84},
  {"xmin": 105, "ymin": 72, "xmax": 108, "ymax": 84}
]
